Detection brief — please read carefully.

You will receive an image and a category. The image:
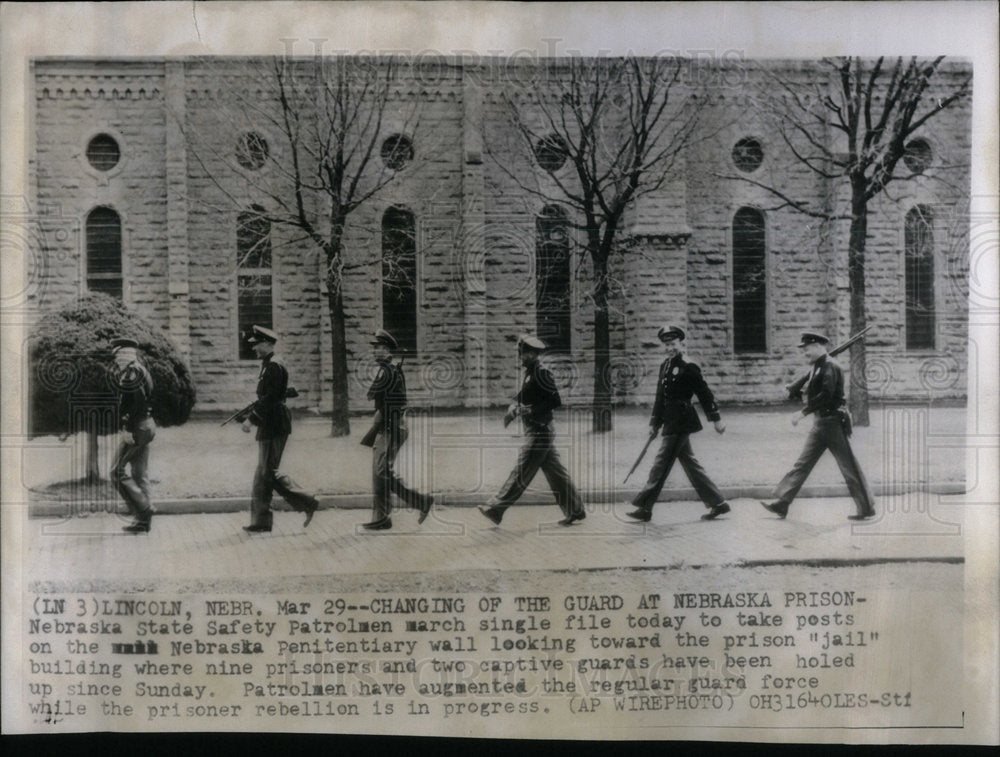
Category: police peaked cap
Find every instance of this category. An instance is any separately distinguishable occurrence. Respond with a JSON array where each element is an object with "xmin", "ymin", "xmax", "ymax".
[
  {"xmin": 247, "ymin": 325, "xmax": 278, "ymax": 345},
  {"xmin": 109, "ymin": 337, "xmax": 139, "ymax": 351},
  {"xmin": 798, "ymin": 331, "xmax": 830, "ymax": 347},
  {"xmin": 657, "ymin": 324, "xmax": 686, "ymax": 342},
  {"xmin": 370, "ymin": 329, "xmax": 398, "ymax": 351},
  {"xmin": 517, "ymin": 334, "xmax": 547, "ymax": 351}
]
